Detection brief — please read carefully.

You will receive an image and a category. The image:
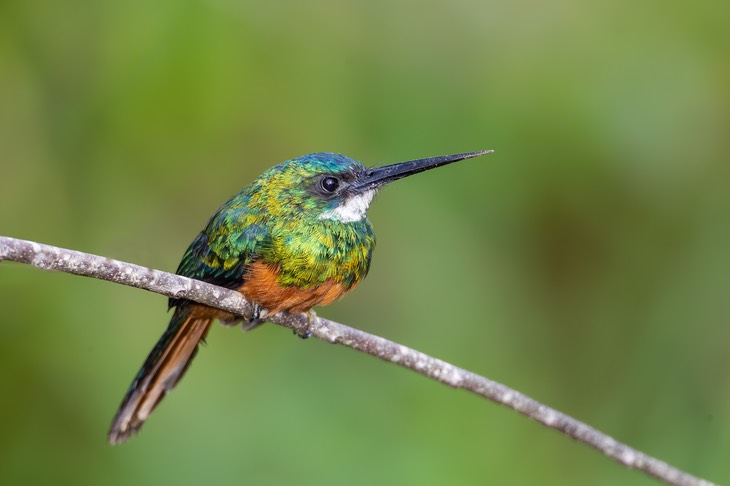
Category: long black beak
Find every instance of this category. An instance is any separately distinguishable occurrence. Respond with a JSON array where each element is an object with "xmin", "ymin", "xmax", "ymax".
[{"xmin": 353, "ymin": 150, "xmax": 493, "ymax": 192}]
